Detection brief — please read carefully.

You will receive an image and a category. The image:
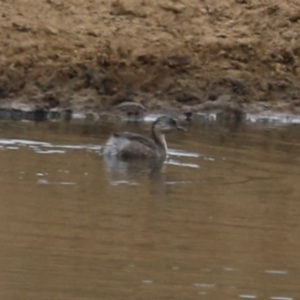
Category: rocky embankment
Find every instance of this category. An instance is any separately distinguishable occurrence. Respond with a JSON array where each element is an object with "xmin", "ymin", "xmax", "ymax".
[{"xmin": 1, "ymin": 0, "xmax": 300, "ymax": 120}]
